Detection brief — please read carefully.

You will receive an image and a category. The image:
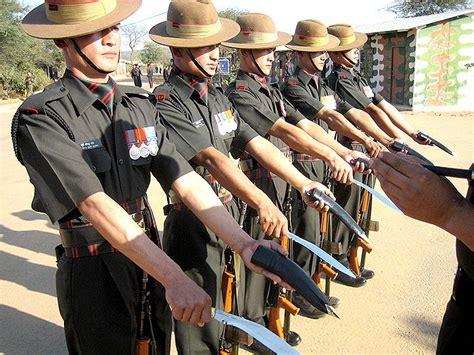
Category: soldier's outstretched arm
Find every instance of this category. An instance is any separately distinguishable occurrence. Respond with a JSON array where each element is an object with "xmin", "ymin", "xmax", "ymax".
[
  {"xmin": 192, "ymin": 146, "xmax": 288, "ymax": 239},
  {"xmin": 316, "ymin": 107, "xmax": 382, "ymax": 157},
  {"xmin": 171, "ymin": 170, "xmax": 291, "ymax": 286},
  {"xmin": 377, "ymin": 99, "xmax": 431, "ymax": 146},
  {"xmin": 267, "ymin": 117, "xmax": 354, "ymax": 184},
  {"xmin": 78, "ymin": 191, "xmax": 213, "ymax": 326},
  {"xmin": 295, "ymin": 118, "xmax": 370, "ymax": 175},
  {"xmin": 344, "ymin": 107, "xmax": 394, "ymax": 147},
  {"xmin": 245, "ymin": 135, "xmax": 335, "ymax": 210},
  {"xmin": 364, "ymin": 102, "xmax": 406, "ymax": 139}
]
